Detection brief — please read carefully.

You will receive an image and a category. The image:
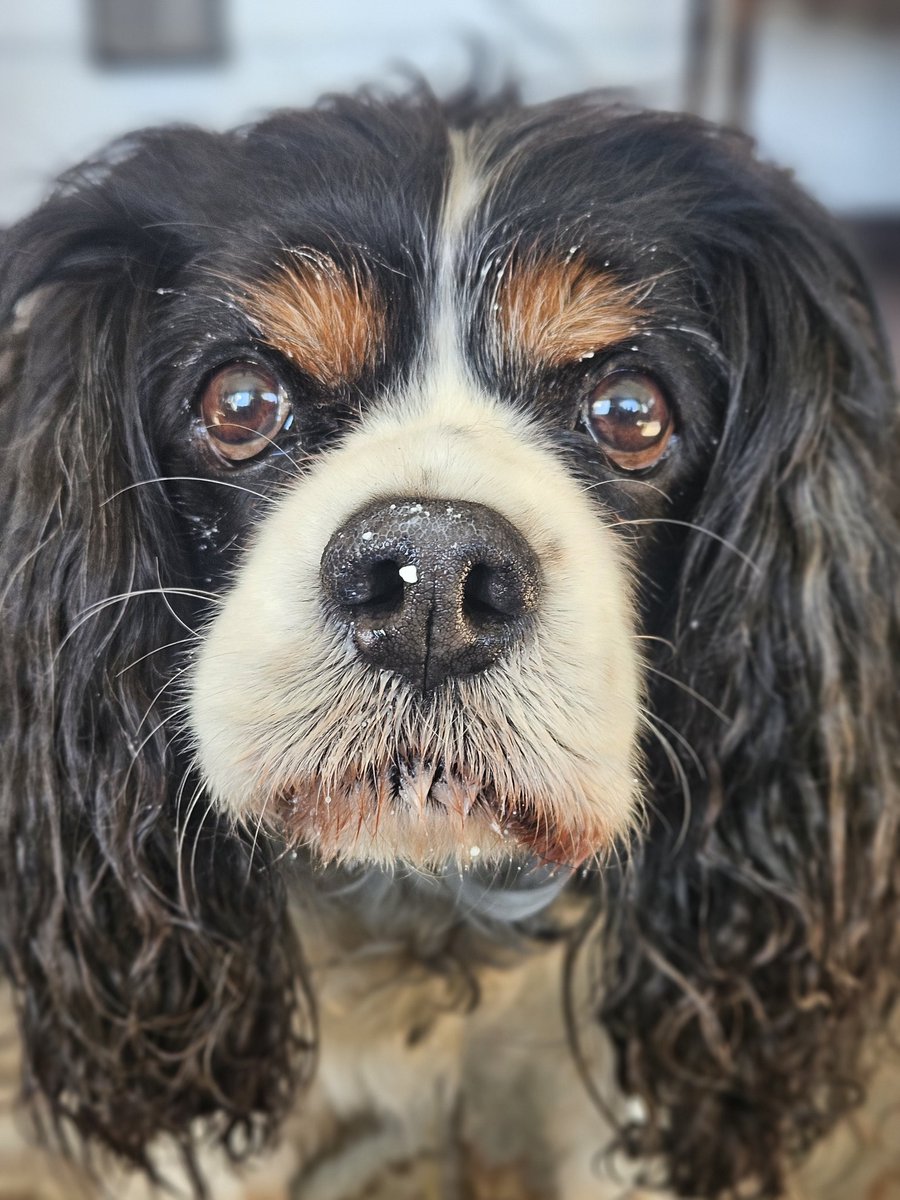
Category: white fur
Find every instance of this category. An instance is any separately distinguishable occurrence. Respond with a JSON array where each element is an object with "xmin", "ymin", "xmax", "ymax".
[{"xmin": 188, "ymin": 142, "xmax": 643, "ymax": 870}]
